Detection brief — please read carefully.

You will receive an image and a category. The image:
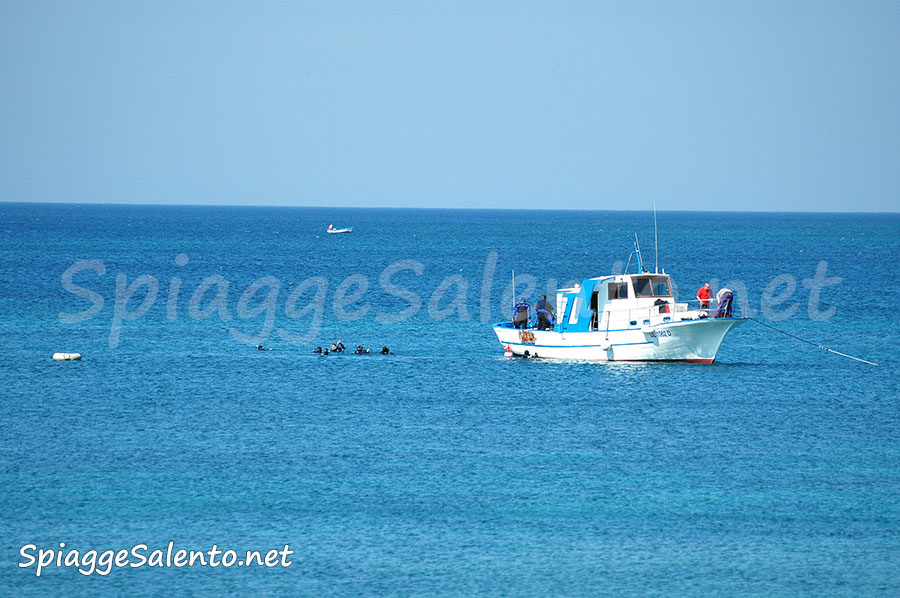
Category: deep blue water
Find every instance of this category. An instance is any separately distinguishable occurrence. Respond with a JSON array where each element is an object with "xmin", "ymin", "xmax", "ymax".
[{"xmin": 1, "ymin": 203, "xmax": 899, "ymax": 596}]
